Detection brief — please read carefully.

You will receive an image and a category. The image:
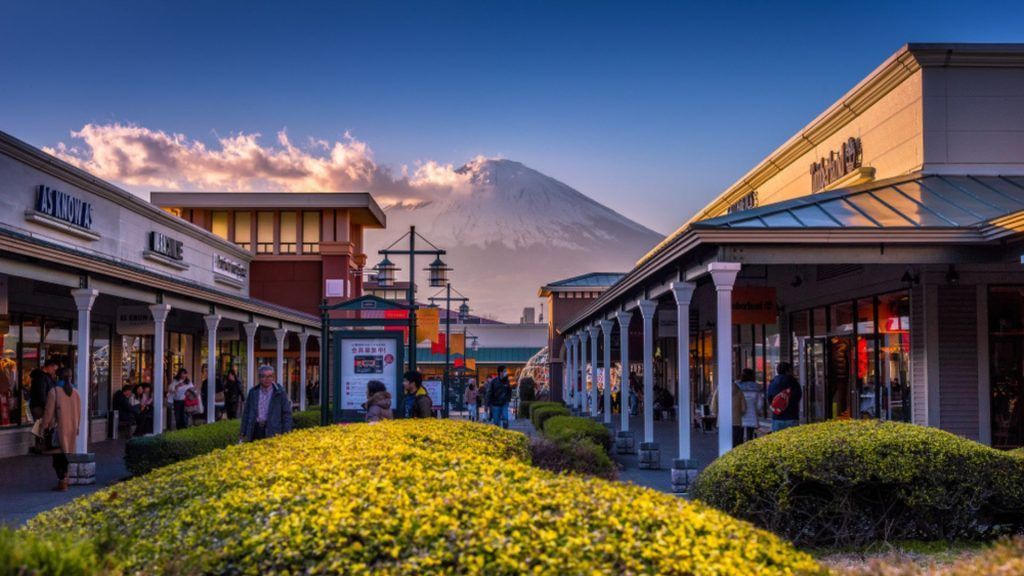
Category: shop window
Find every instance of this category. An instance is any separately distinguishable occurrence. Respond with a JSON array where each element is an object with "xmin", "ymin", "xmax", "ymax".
[
  {"xmin": 302, "ymin": 211, "xmax": 321, "ymax": 254},
  {"xmin": 90, "ymin": 323, "xmax": 112, "ymax": 418},
  {"xmin": 0, "ymin": 320, "xmax": 20, "ymax": 427},
  {"xmin": 233, "ymin": 212, "xmax": 252, "ymax": 251},
  {"xmin": 878, "ymin": 291, "xmax": 911, "ymax": 423},
  {"xmin": 122, "ymin": 336, "xmax": 153, "ymax": 389},
  {"xmin": 257, "ymin": 212, "xmax": 274, "ymax": 254},
  {"xmin": 990, "ymin": 287, "xmax": 1024, "ymax": 448},
  {"xmin": 280, "ymin": 212, "xmax": 297, "ymax": 254},
  {"xmin": 211, "ymin": 211, "xmax": 229, "ymax": 240}
]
